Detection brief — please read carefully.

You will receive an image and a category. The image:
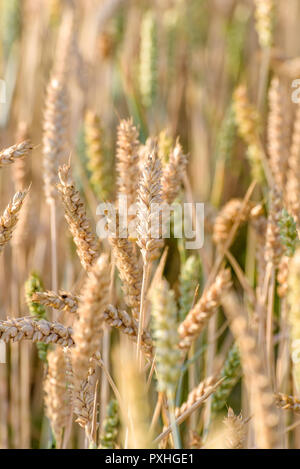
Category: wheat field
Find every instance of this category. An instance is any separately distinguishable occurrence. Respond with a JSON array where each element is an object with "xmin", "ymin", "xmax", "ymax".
[{"xmin": 1, "ymin": 0, "xmax": 300, "ymax": 450}]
